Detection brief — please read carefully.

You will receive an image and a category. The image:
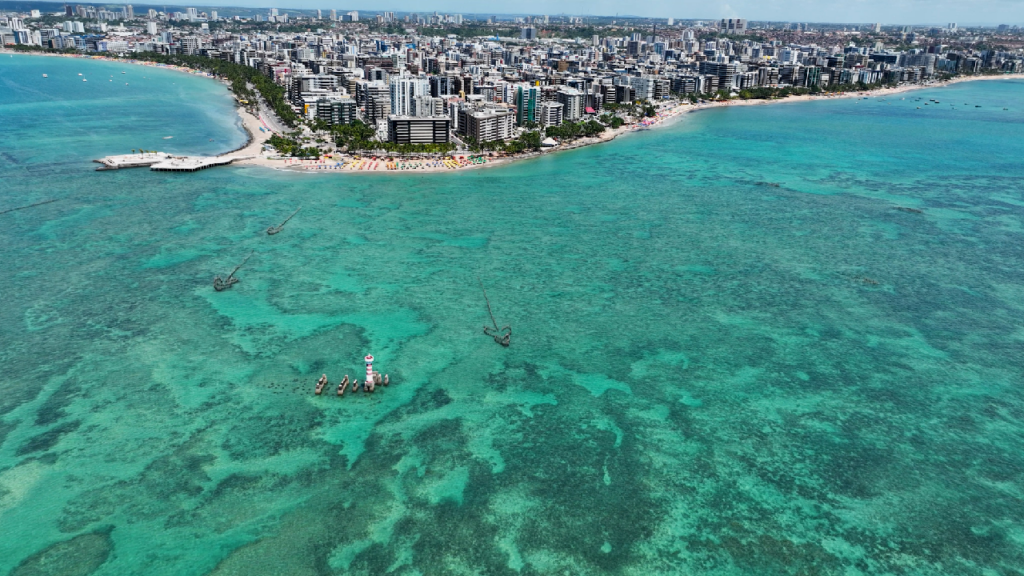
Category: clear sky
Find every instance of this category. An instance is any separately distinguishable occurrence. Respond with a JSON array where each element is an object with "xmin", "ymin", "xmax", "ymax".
[{"xmin": 198, "ymin": 0, "xmax": 1022, "ymax": 26}]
